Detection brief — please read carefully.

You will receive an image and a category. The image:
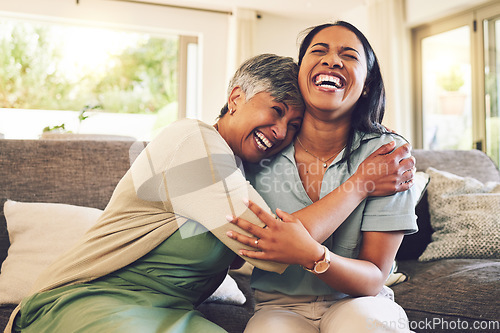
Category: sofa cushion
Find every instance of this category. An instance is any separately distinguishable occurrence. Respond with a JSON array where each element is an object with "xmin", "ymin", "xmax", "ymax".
[
  {"xmin": 419, "ymin": 168, "xmax": 500, "ymax": 262},
  {"xmin": 394, "ymin": 259, "xmax": 500, "ymax": 326},
  {"xmin": 0, "ymin": 200, "xmax": 101, "ymax": 304}
]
